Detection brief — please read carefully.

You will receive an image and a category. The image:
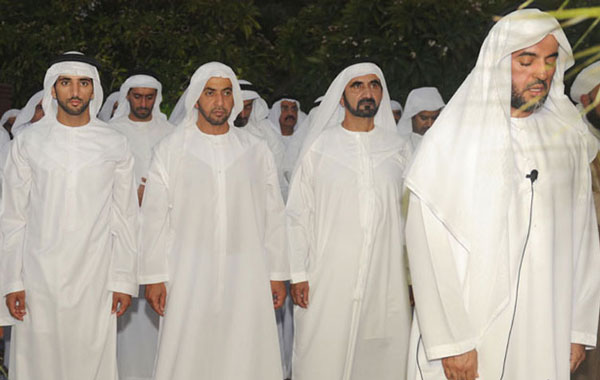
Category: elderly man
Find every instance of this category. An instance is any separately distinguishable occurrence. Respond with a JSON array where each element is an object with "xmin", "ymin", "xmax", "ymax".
[
  {"xmin": 108, "ymin": 71, "xmax": 173, "ymax": 380},
  {"xmin": 397, "ymin": 87, "xmax": 445, "ymax": 155},
  {"xmin": 405, "ymin": 9, "xmax": 600, "ymax": 380},
  {"xmin": 0, "ymin": 52, "xmax": 139, "ymax": 380},
  {"xmin": 268, "ymin": 97, "xmax": 306, "ymax": 143},
  {"xmin": 139, "ymin": 62, "xmax": 288, "ymax": 380},
  {"xmin": 571, "ymin": 61, "xmax": 600, "ymax": 380},
  {"xmin": 287, "ymin": 62, "xmax": 412, "ymax": 380}
]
